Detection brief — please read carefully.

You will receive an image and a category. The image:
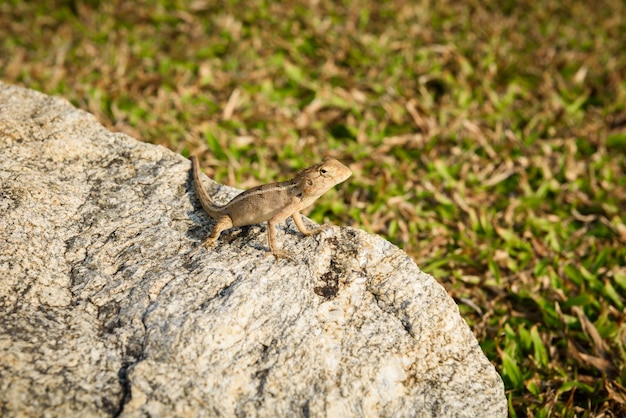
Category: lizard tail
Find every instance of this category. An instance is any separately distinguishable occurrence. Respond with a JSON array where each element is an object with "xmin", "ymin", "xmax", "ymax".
[{"xmin": 190, "ymin": 156, "xmax": 223, "ymax": 218}]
